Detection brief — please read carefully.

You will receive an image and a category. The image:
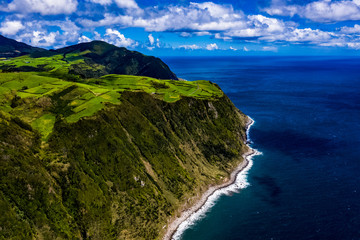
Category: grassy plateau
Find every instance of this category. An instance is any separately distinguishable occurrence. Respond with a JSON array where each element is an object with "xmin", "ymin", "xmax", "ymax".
[{"xmin": 0, "ymin": 68, "xmax": 222, "ymax": 140}]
